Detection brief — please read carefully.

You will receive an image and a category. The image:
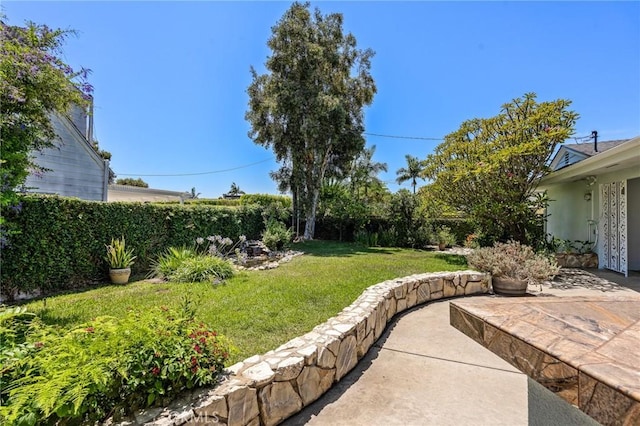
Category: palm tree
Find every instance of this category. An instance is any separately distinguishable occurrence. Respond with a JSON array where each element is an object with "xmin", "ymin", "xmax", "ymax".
[
  {"xmin": 351, "ymin": 145, "xmax": 388, "ymax": 199},
  {"xmin": 396, "ymin": 154, "xmax": 425, "ymax": 194}
]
